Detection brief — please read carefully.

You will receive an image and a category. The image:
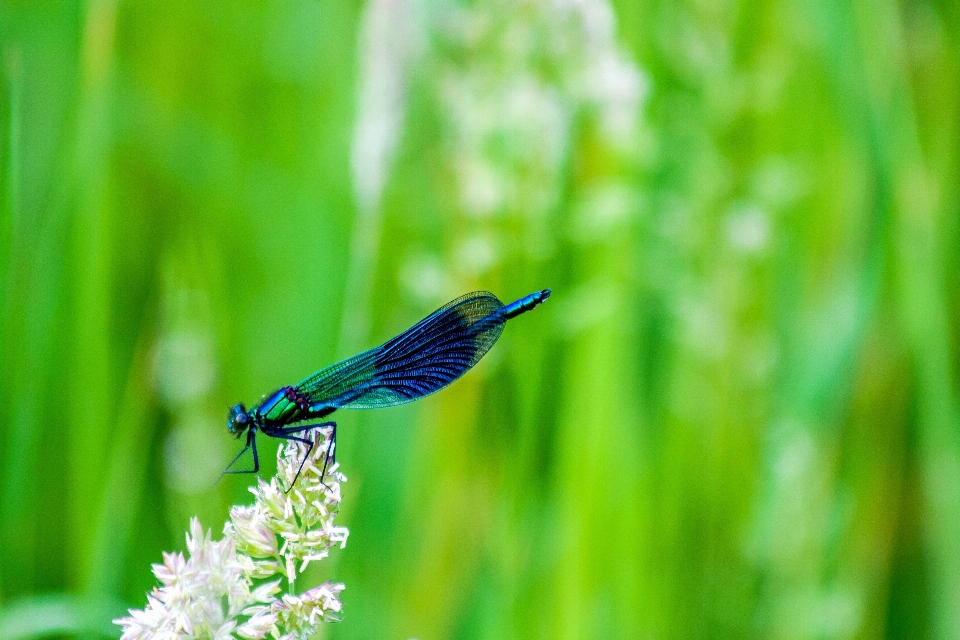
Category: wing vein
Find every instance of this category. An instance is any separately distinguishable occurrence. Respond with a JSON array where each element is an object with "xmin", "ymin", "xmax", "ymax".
[{"xmin": 294, "ymin": 292, "xmax": 506, "ymax": 410}]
